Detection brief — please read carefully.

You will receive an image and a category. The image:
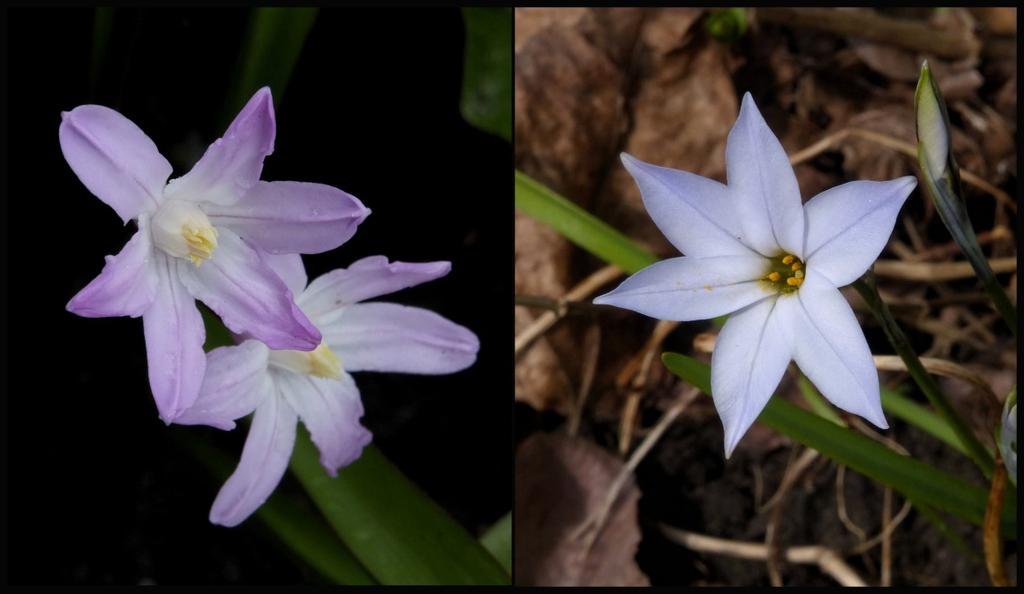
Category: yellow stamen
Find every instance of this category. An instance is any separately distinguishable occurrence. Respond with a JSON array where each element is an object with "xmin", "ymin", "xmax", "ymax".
[
  {"xmin": 782, "ymin": 255, "xmax": 794, "ymax": 265},
  {"xmin": 183, "ymin": 224, "xmax": 218, "ymax": 267},
  {"xmin": 790, "ymin": 261, "xmax": 802, "ymax": 271},
  {"xmin": 794, "ymin": 269, "xmax": 804, "ymax": 279},
  {"xmin": 767, "ymin": 271, "xmax": 781, "ymax": 282},
  {"xmin": 786, "ymin": 277, "xmax": 803, "ymax": 287},
  {"xmin": 308, "ymin": 343, "xmax": 342, "ymax": 379}
]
